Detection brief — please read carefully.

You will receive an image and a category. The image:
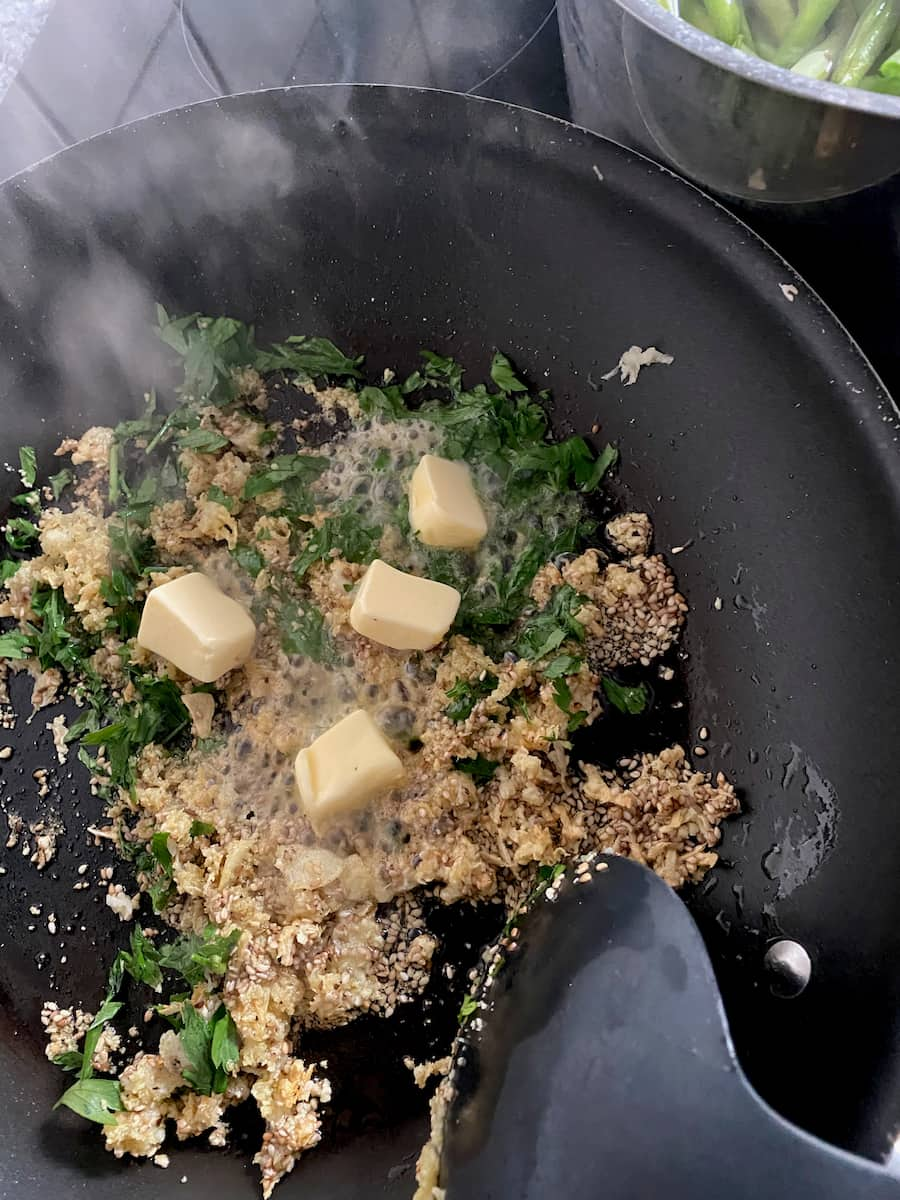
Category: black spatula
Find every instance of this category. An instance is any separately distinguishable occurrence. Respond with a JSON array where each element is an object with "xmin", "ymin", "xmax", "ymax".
[{"xmin": 441, "ymin": 855, "xmax": 900, "ymax": 1199}]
